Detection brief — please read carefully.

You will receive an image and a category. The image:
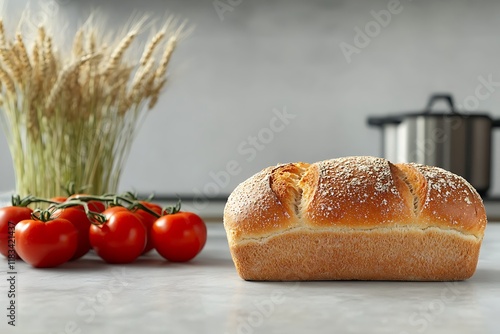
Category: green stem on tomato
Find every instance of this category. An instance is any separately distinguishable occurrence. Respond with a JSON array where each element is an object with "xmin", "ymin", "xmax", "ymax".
[
  {"xmin": 66, "ymin": 194, "xmax": 115, "ymax": 203},
  {"xmin": 54, "ymin": 200, "xmax": 106, "ymax": 225},
  {"xmin": 31, "ymin": 209, "xmax": 54, "ymax": 222},
  {"xmin": 60, "ymin": 181, "xmax": 88, "ymax": 197},
  {"xmin": 88, "ymin": 212, "xmax": 107, "ymax": 225},
  {"xmin": 121, "ymin": 191, "xmax": 139, "ymax": 201},
  {"xmin": 11, "ymin": 194, "xmax": 31, "ymax": 207},
  {"xmin": 11, "ymin": 194, "xmax": 60, "ymax": 207},
  {"xmin": 163, "ymin": 199, "xmax": 182, "ymax": 215},
  {"xmin": 130, "ymin": 201, "xmax": 162, "ymax": 218},
  {"xmin": 126, "ymin": 198, "xmax": 182, "ymax": 218}
]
